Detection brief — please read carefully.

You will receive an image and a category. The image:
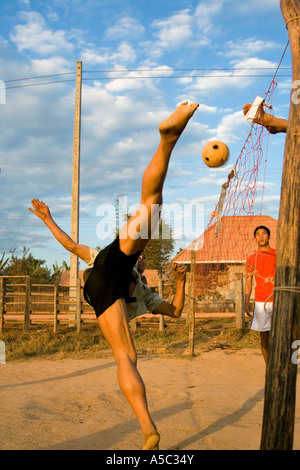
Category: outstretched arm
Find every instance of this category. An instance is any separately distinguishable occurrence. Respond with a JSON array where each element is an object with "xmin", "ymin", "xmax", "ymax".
[
  {"xmin": 243, "ymin": 103, "xmax": 288, "ymax": 134},
  {"xmin": 29, "ymin": 199, "xmax": 90, "ymax": 261},
  {"xmin": 153, "ymin": 264, "xmax": 186, "ymax": 318}
]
